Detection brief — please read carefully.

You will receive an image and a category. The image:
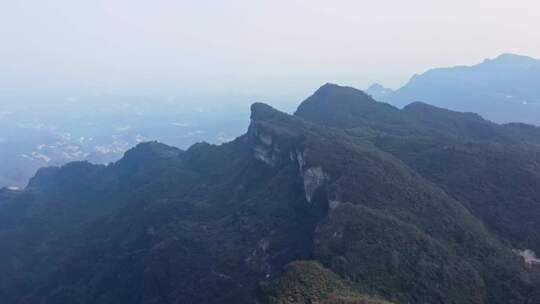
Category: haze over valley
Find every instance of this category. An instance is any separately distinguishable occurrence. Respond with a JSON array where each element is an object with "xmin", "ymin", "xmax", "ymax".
[
  {"xmin": 1, "ymin": 1, "xmax": 540, "ymax": 303},
  {"xmin": 3, "ymin": 53, "xmax": 540, "ymax": 189},
  {"xmin": 0, "ymin": 98, "xmax": 252, "ymax": 188}
]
